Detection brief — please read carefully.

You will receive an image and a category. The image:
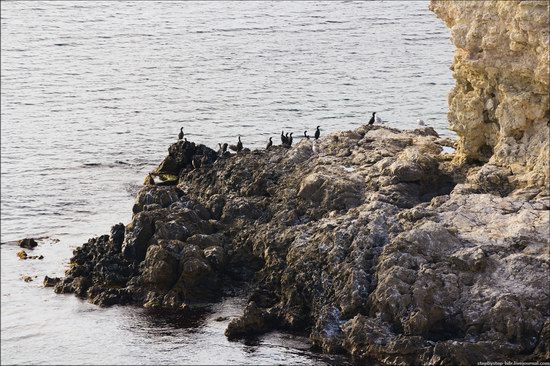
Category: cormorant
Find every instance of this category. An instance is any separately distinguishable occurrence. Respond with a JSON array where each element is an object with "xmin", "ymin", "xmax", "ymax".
[
  {"xmin": 314, "ymin": 126, "xmax": 320, "ymax": 140},
  {"xmin": 288, "ymin": 132, "xmax": 293, "ymax": 146},
  {"xmin": 368, "ymin": 112, "xmax": 376, "ymax": 125},
  {"xmin": 218, "ymin": 143, "xmax": 229, "ymax": 157},
  {"xmin": 178, "ymin": 127, "xmax": 184, "ymax": 140},
  {"xmin": 236, "ymin": 136, "xmax": 243, "ymax": 152},
  {"xmin": 281, "ymin": 131, "xmax": 287, "ymax": 145},
  {"xmin": 266, "ymin": 137, "xmax": 273, "ymax": 149},
  {"xmin": 304, "ymin": 131, "xmax": 310, "ymax": 139}
]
